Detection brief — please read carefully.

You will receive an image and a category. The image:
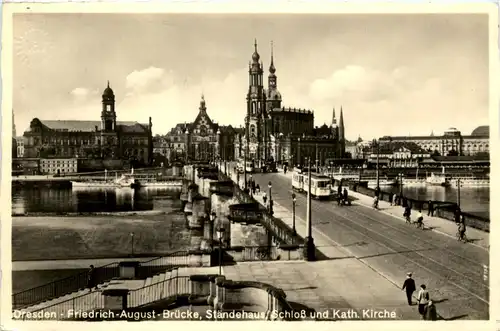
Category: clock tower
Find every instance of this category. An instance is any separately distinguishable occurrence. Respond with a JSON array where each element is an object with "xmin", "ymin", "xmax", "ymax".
[{"xmin": 100, "ymin": 81, "xmax": 118, "ymax": 158}]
